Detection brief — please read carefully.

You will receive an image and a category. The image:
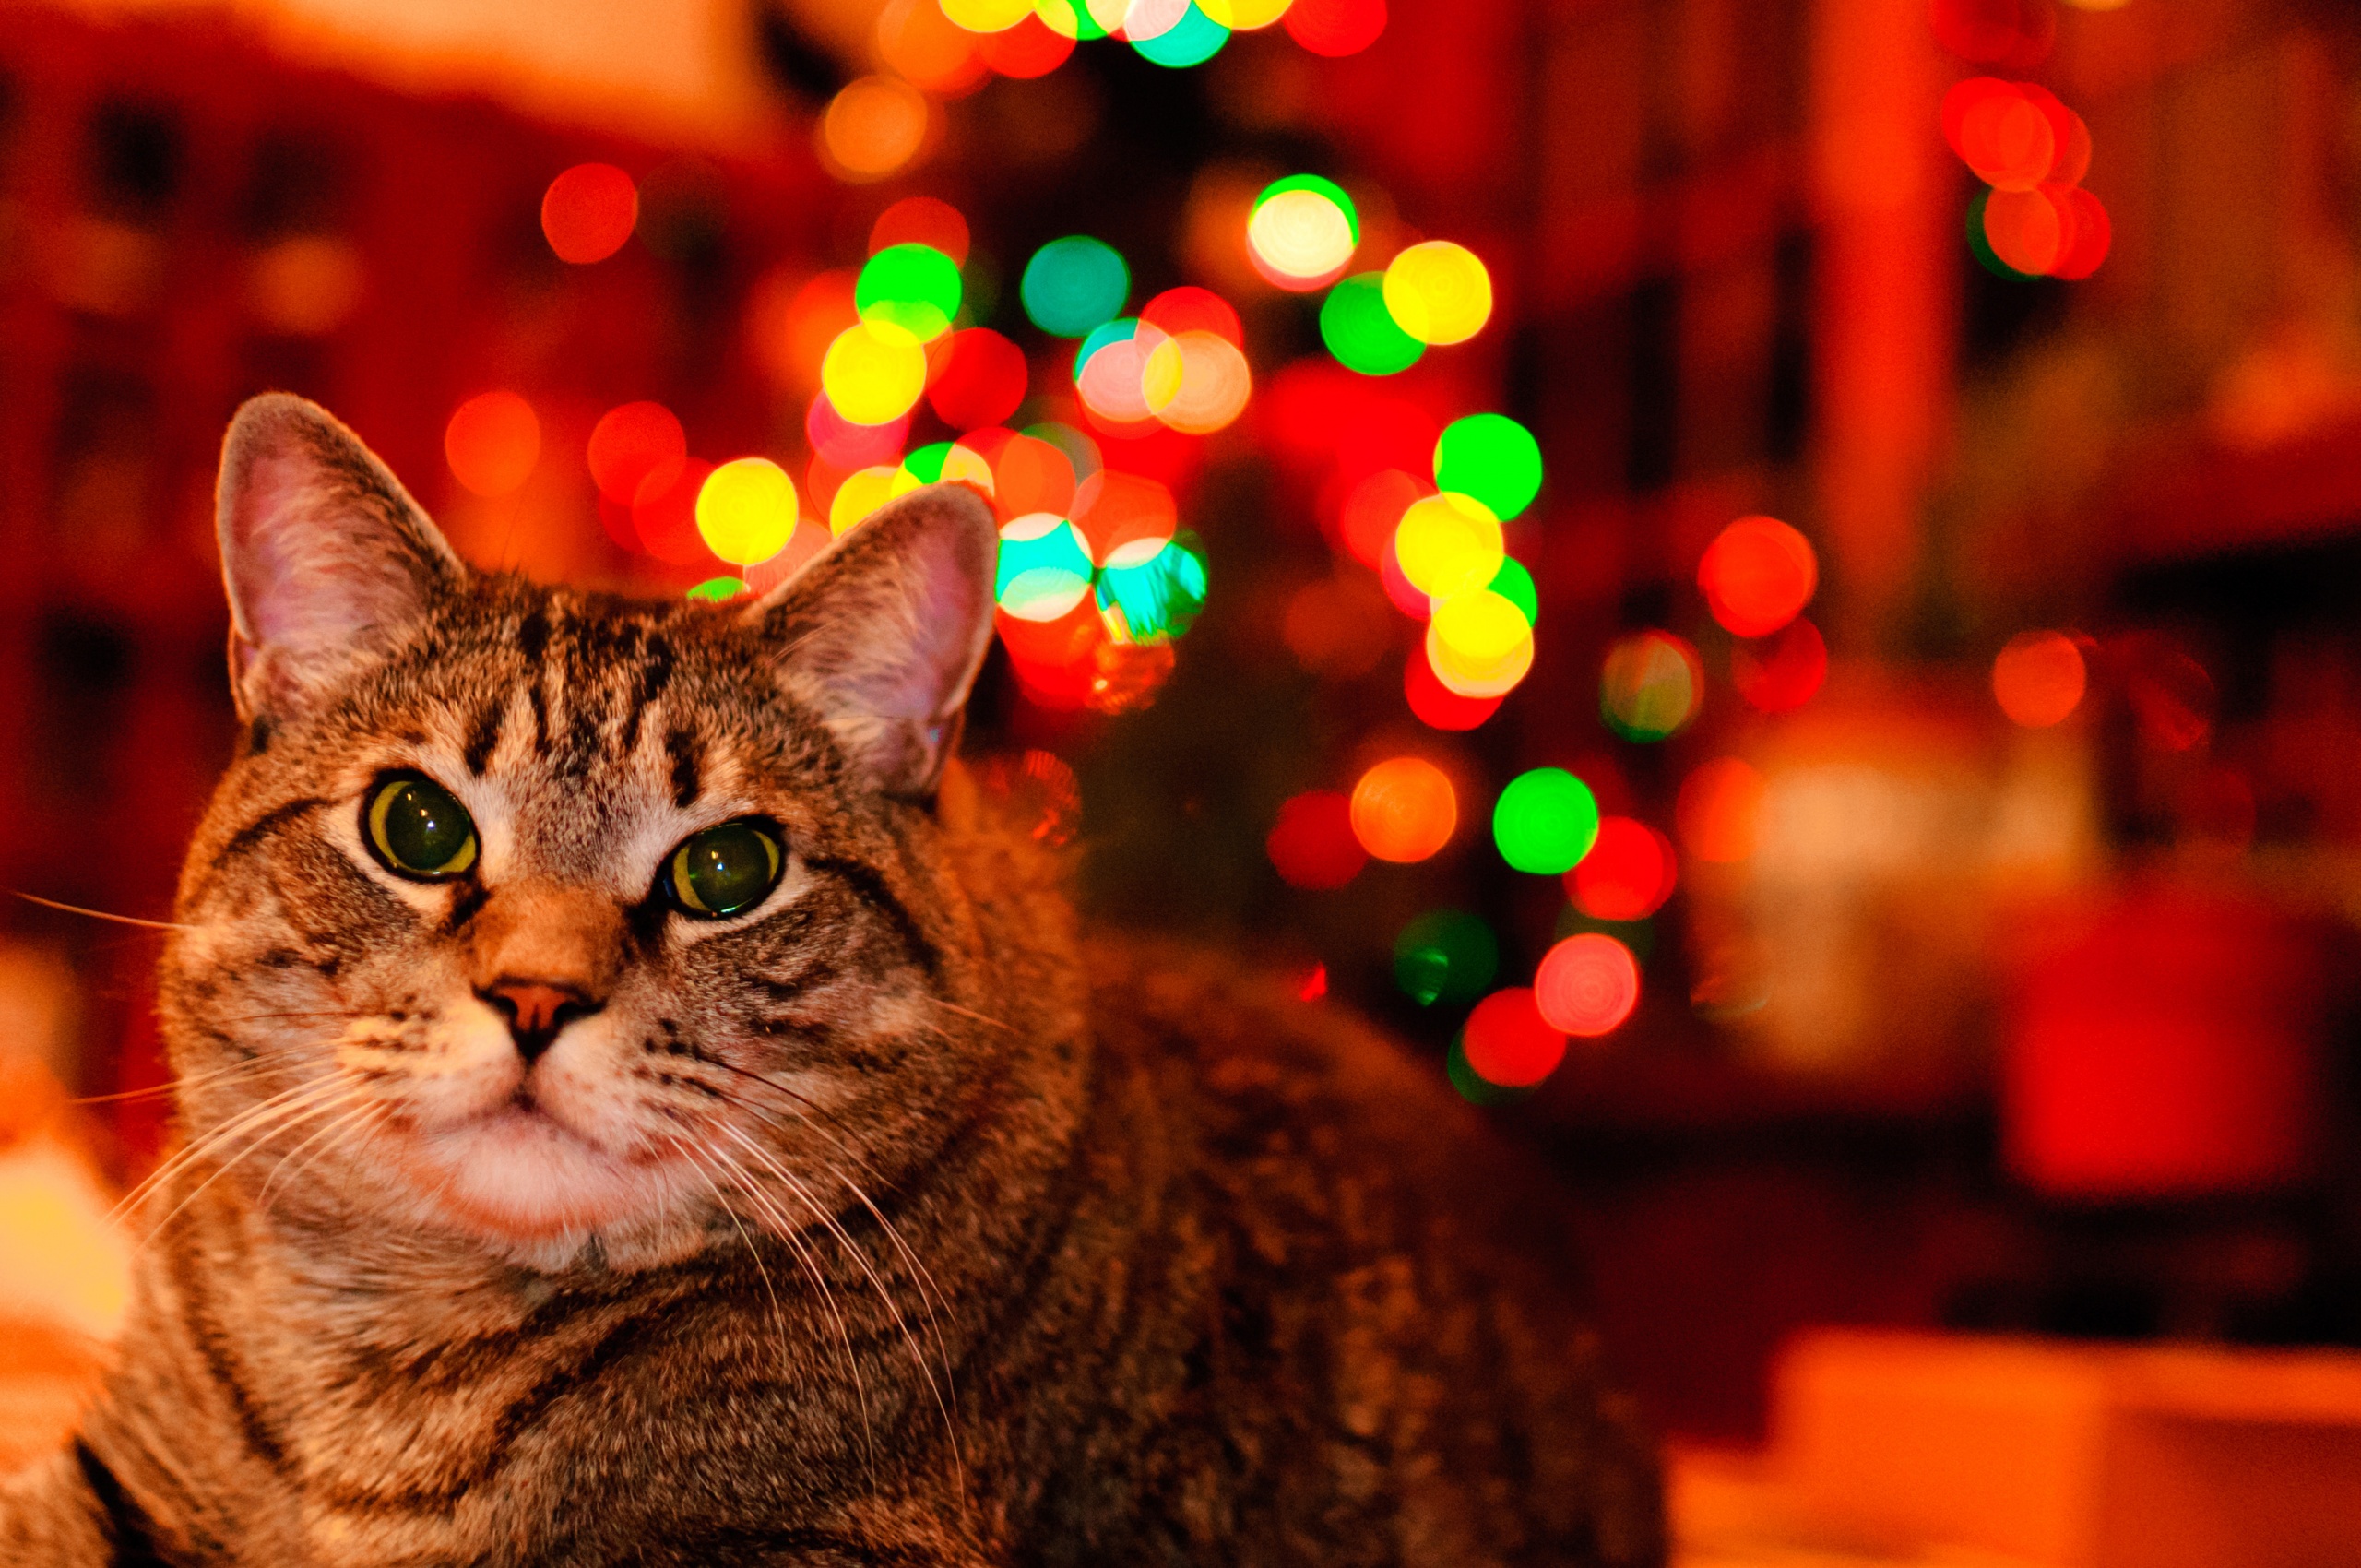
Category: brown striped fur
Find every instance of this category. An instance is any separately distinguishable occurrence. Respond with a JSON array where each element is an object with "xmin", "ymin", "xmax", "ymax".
[{"xmin": 0, "ymin": 396, "xmax": 1664, "ymax": 1566}]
